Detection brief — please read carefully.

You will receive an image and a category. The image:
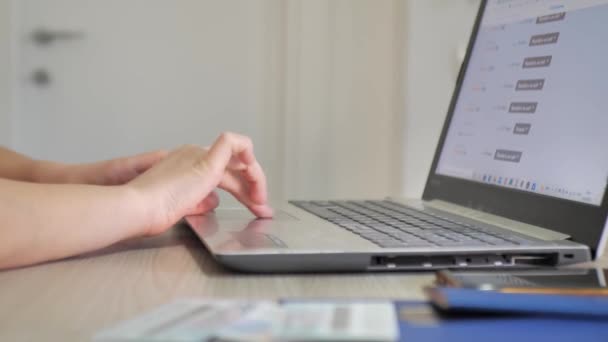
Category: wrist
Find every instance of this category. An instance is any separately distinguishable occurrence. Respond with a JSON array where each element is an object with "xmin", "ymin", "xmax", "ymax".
[
  {"xmin": 122, "ymin": 183, "xmax": 169, "ymax": 237},
  {"xmin": 117, "ymin": 184, "xmax": 156, "ymax": 238}
]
